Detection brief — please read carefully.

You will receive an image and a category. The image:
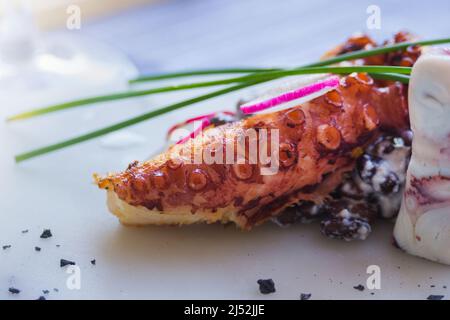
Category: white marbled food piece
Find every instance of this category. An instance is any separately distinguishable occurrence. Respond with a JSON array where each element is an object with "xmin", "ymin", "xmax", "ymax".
[{"xmin": 394, "ymin": 48, "xmax": 450, "ymax": 265}]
